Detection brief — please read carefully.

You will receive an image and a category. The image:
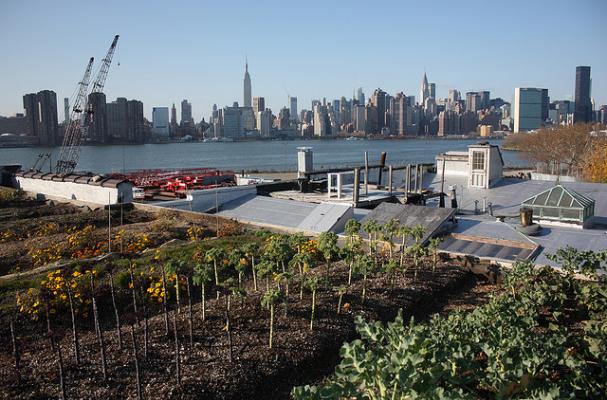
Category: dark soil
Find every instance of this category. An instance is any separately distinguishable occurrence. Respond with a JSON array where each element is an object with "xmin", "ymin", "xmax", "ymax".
[{"xmin": 0, "ymin": 259, "xmax": 497, "ymax": 400}]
